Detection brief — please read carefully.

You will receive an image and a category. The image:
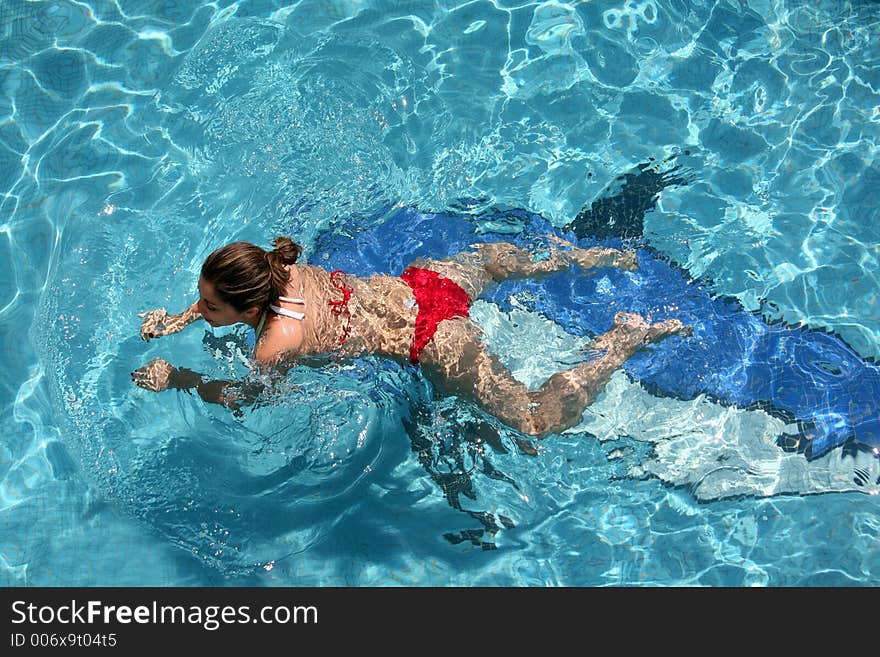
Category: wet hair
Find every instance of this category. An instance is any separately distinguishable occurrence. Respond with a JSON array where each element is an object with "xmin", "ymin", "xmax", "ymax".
[{"xmin": 201, "ymin": 237, "xmax": 302, "ymax": 312}]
